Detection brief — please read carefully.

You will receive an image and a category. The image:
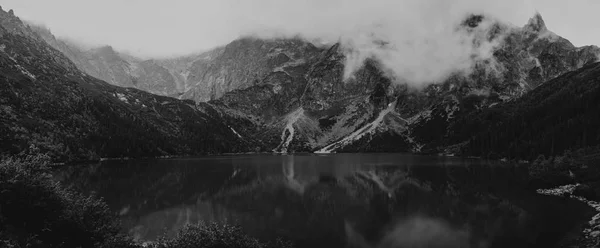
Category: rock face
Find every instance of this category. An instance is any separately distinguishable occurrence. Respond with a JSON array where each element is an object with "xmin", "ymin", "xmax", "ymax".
[
  {"xmin": 31, "ymin": 27, "xmax": 323, "ymax": 101},
  {"xmin": 30, "ymin": 25, "xmax": 196, "ymax": 97},
  {"xmin": 6, "ymin": 7, "xmax": 600, "ymax": 157},
  {"xmin": 0, "ymin": 8, "xmax": 267, "ymax": 161},
  {"xmin": 182, "ymin": 38, "xmax": 322, "ymax": 102},
  {"xmin": 209, "ymin": 13, "xmax": 600, "ymax": 154},
  {"xmin": 449, "ymin": 61, "xmax": 600, "ymax": 159},
  {"xmin": 214, "ymin": 43, "xmax": 400, "ymax": 153}
]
